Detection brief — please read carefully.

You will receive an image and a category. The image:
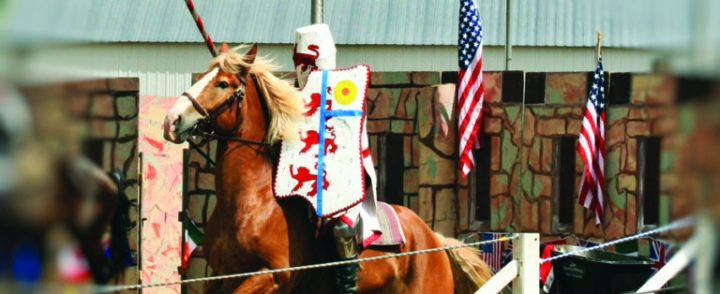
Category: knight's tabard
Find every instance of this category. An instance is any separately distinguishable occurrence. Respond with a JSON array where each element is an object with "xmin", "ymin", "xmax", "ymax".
[{"xmin": 274, "ymin": 65, "xmax": 370, "ymax": 217}]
